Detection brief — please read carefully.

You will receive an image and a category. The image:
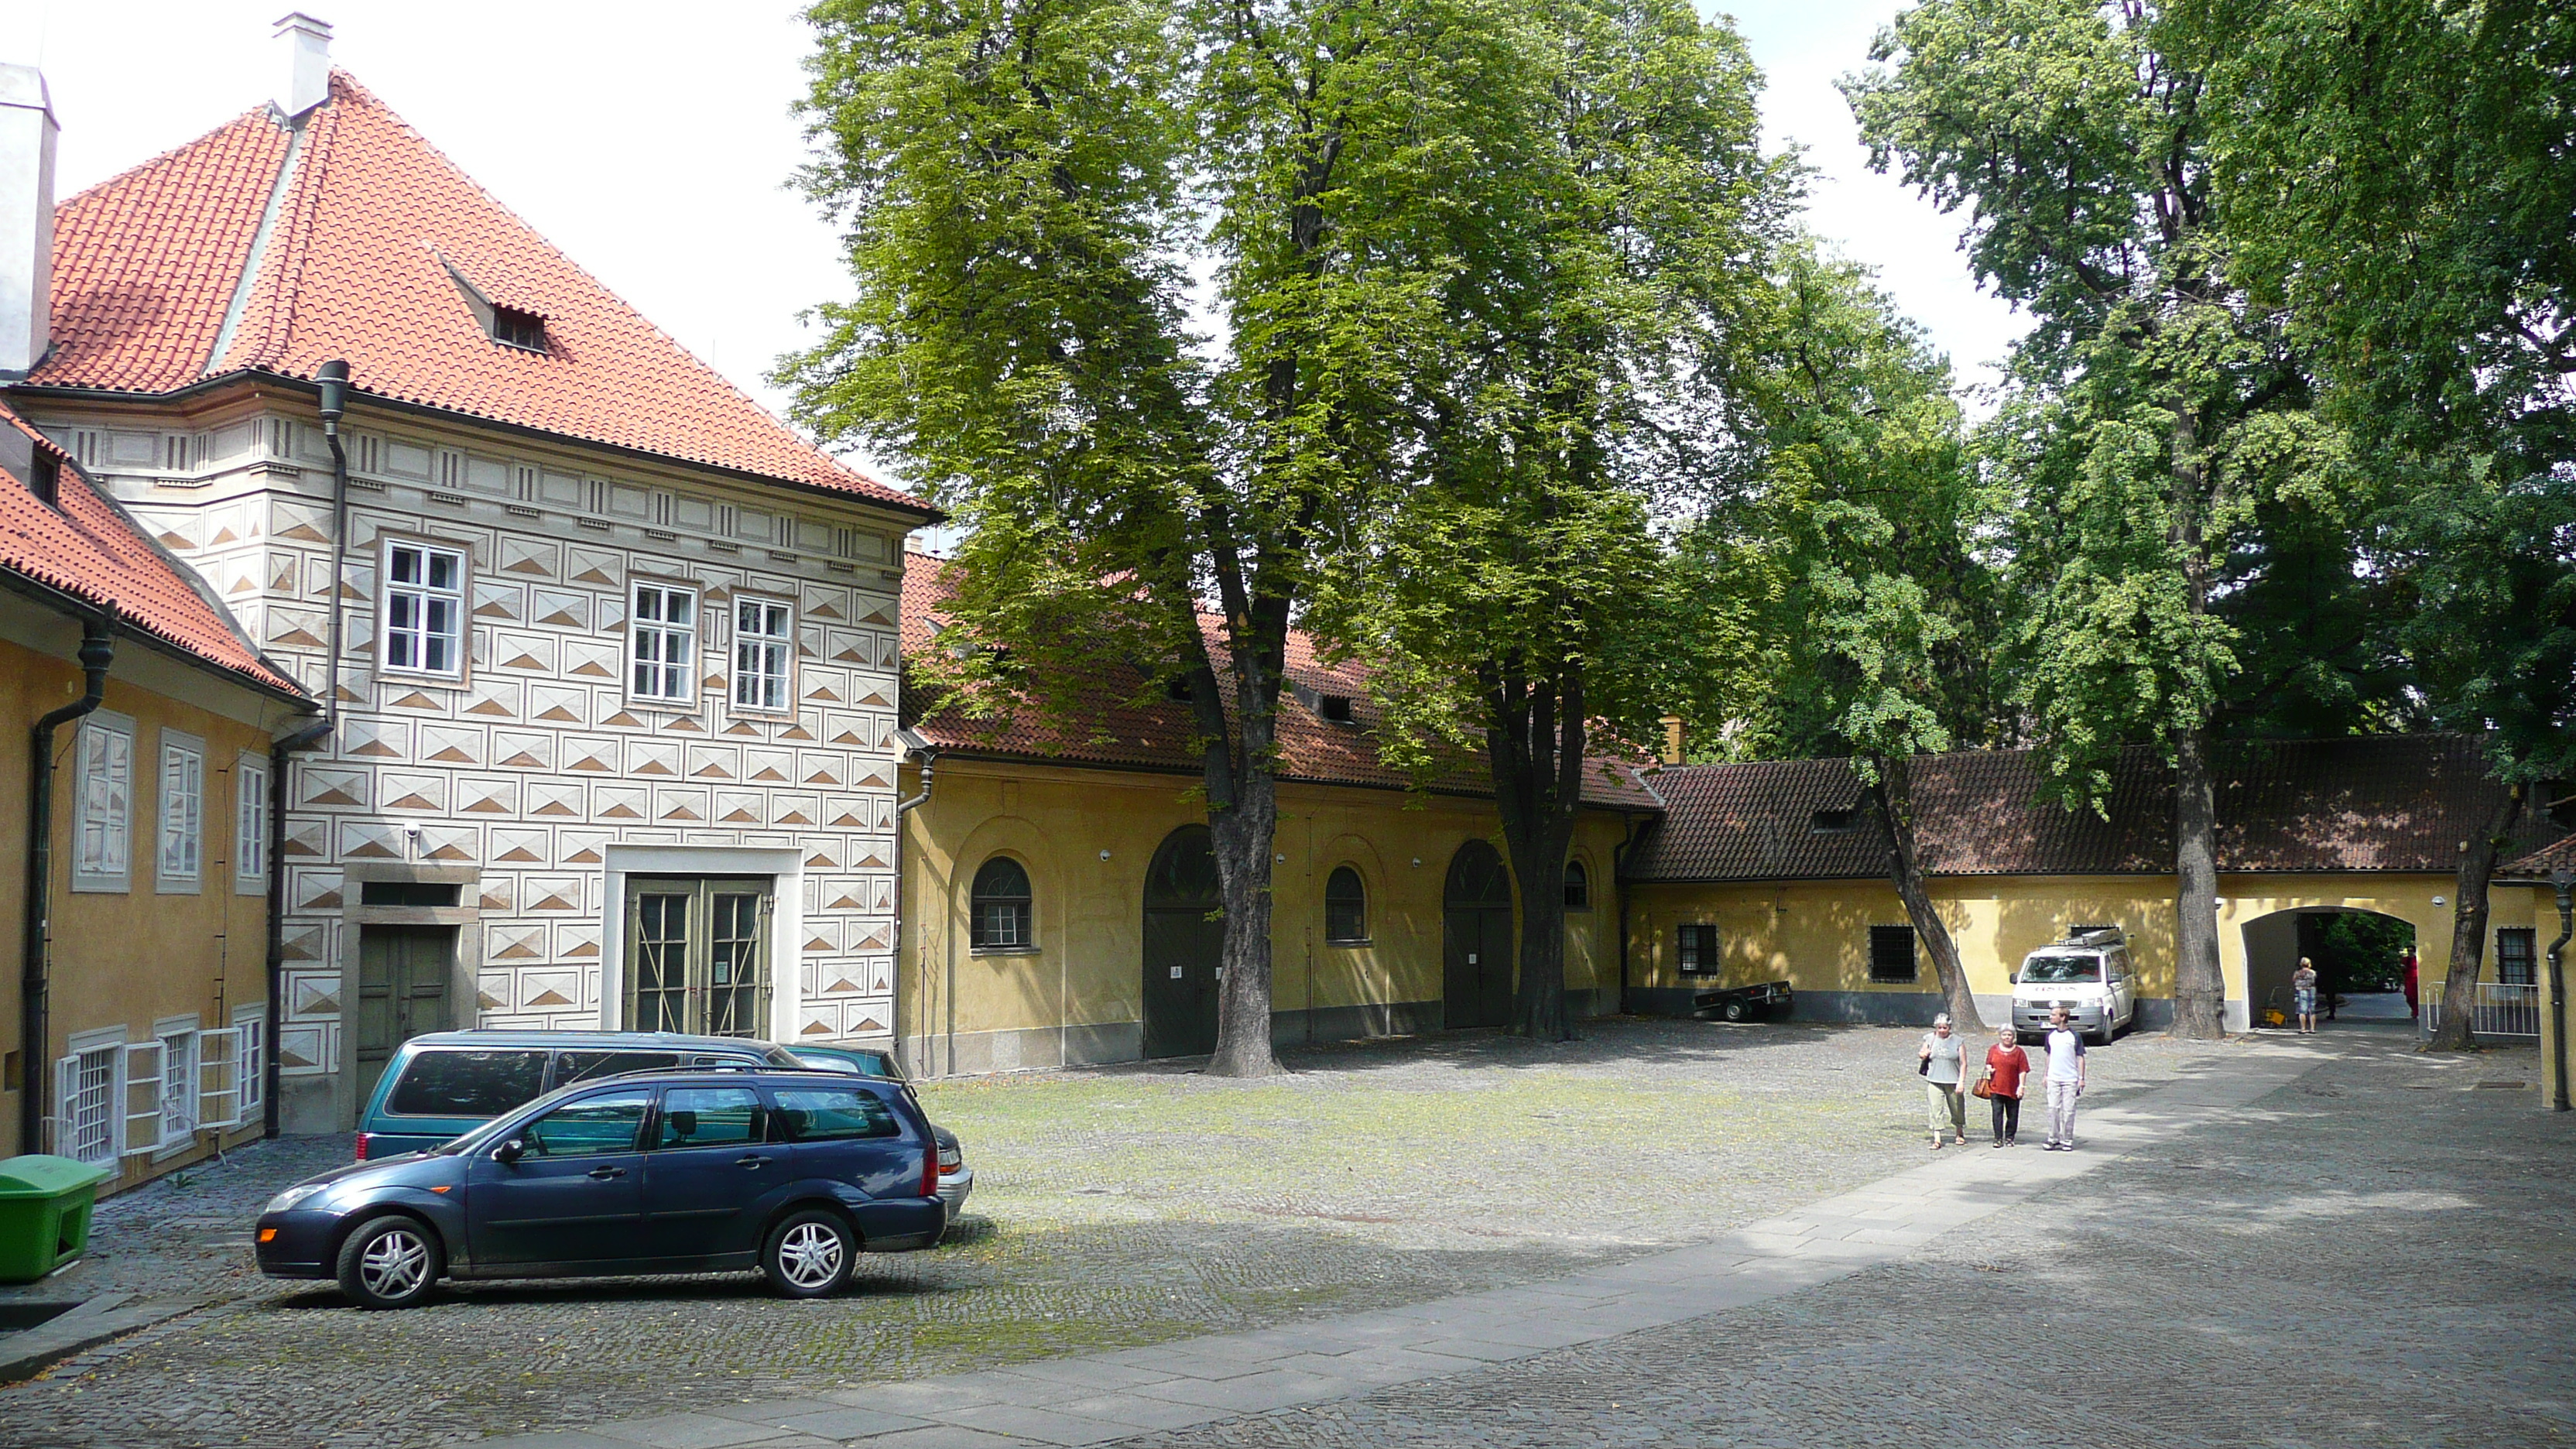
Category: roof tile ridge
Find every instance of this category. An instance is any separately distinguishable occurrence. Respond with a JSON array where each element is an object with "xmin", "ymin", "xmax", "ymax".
[
  {"xmin": 52, "ymin": 101, "xmax": 277, "ymax": 214},
  {"xmin": 227, "ymin": 93, "xmax": 342, "ymax": 373},
  {"xmin": 326, "ymin": 70, "xmax": 892, "ymax": 494}
]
